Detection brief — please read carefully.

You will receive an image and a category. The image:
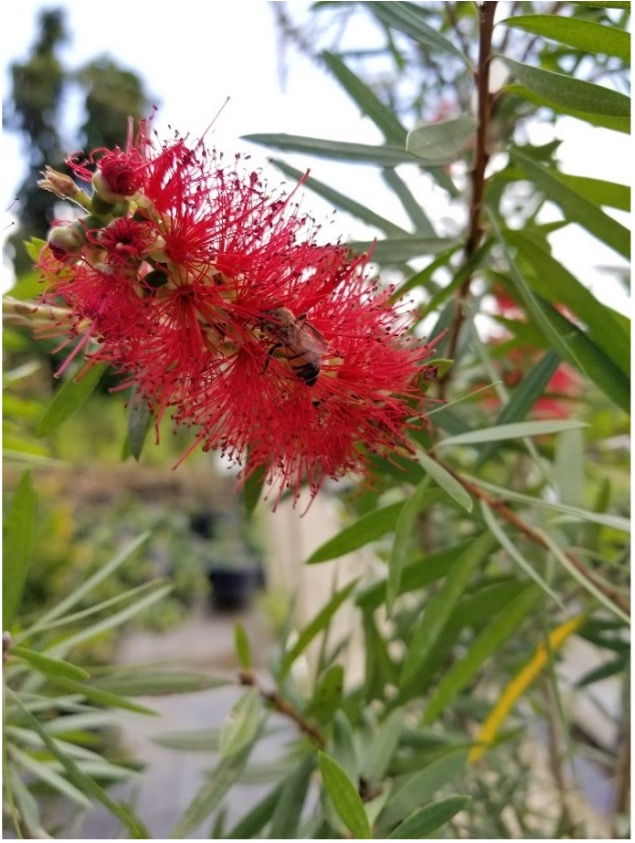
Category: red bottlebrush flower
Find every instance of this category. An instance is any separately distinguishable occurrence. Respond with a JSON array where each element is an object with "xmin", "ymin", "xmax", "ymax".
[{"xmin": 36, "ymin": 116, "xmax": 440, "ymax": 505}]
